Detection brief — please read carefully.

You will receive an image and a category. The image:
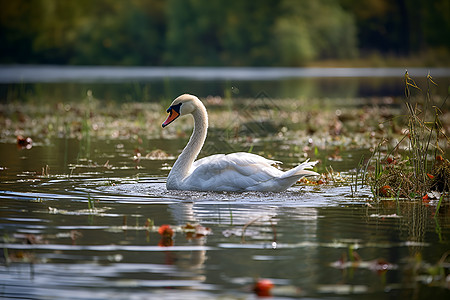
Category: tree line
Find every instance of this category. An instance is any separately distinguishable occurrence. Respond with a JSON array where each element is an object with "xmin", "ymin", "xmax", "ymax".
[{"xmin": 0, "ymin": 0, "xmax": 448, "ymax": 66}]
